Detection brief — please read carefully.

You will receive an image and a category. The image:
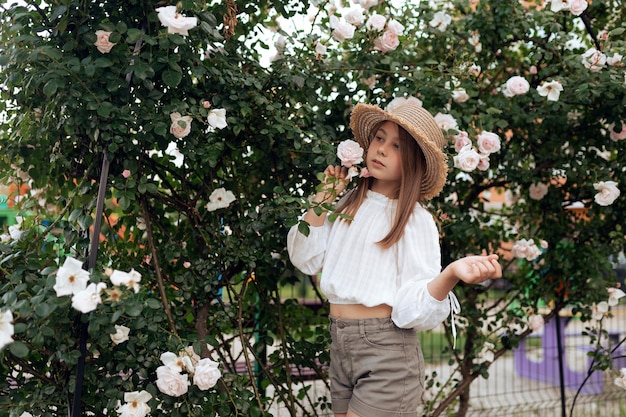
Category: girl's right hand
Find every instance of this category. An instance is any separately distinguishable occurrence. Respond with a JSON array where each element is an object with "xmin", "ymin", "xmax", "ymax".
[{"xmin": 321, "ymin": 165, "xmax": 349, "ymax": 197}]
